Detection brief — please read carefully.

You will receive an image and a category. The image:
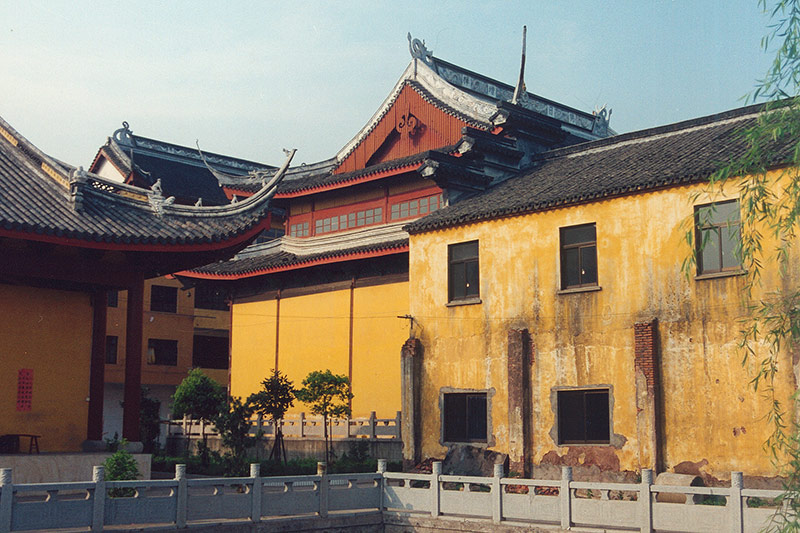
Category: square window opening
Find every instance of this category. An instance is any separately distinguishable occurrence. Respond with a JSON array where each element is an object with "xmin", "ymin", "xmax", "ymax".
[
  {"xmin": 557, "ymin": 388, "xmax": 610, "ymax": 445},
  {"xmin": 560, "ymin": 223, "xmax": 598, "ymax": 289},
  {"xmin": 443, "ymin": 392, "xmax": 488, "ymax": 443},
  {"xmin": 448, "ymin": 240, "xmax": 480, "ymax": 302}
]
